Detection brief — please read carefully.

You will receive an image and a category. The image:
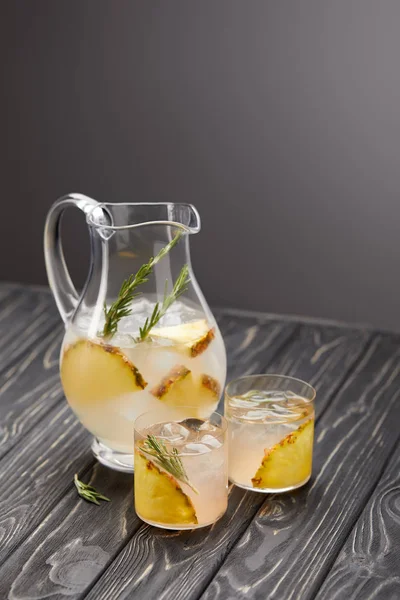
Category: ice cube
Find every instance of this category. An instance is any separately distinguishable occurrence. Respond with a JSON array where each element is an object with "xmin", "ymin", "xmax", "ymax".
[
  {"xmin": 200, "ymin": 434, "xmax": 222, "ymax": 449},
  {"xmin": 184, "ymin": 443, "xmax": 212, "ymax": 454},
  {"xmin": 159, "ymin": 422, "xmax": 190, "ymax": 443},
  {"xmin": 269, "ymin": 402, "xmax": 296, "ymax": 416},
  {"xmin": 244, "ymin": 390, "xmax": 272, "ymax": 401},
  {"xmin": 248, "ymin": 389, "xmax": 300, "ymax": 403},
  {"xmin": 198, "ymin": 421, "xmax": 218, "ymax": 433},
  {"xmin": 241, "ymin": 409, "xmax": 269, "ymax": 421},
  {"xmin": 263, "ymin": 392, "xmax": 288, "ymax": 402},
  {"xmin": 233, "ymin": 390, "xmax": 289, "ymax": 407}
]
